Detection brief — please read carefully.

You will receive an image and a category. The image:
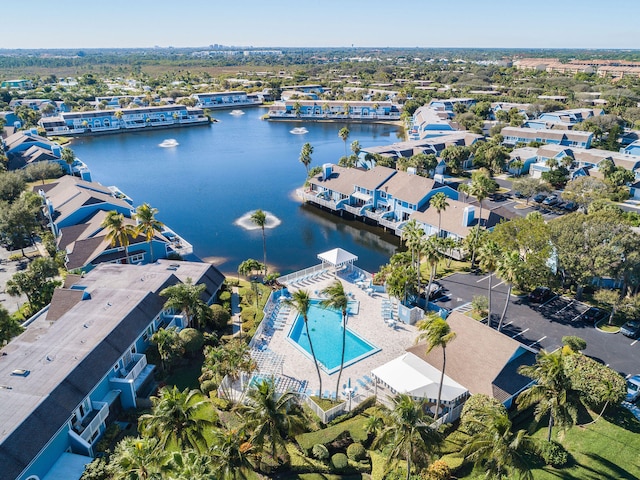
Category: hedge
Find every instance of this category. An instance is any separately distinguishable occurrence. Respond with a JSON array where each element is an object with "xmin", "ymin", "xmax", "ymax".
[{"xmin": 295, "ymin": 416, "xmax": 369, "ymax": 453}]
